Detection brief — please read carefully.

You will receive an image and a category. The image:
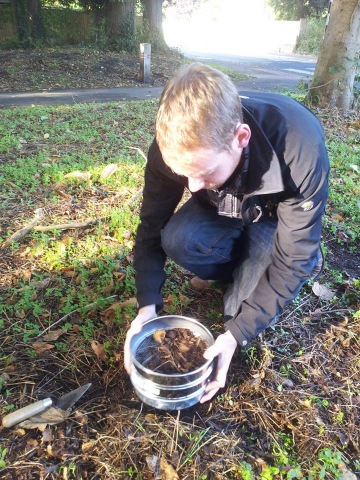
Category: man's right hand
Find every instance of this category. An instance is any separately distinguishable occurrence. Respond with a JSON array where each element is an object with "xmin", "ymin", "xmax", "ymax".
[{"xmin": 124, "ymin": 304, "xmax": 157, "ymax": 374}]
